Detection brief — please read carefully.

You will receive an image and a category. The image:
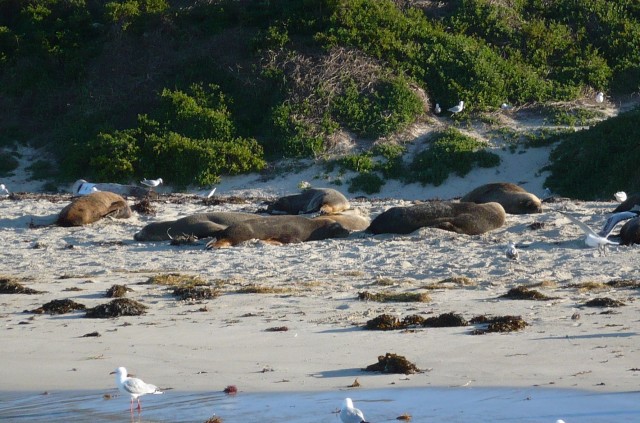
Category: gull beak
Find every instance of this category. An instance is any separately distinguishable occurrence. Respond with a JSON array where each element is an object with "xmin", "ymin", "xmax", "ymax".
[{"xmin": 109, "ymin": 371, "xmax": 115, "ymax": 375}]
